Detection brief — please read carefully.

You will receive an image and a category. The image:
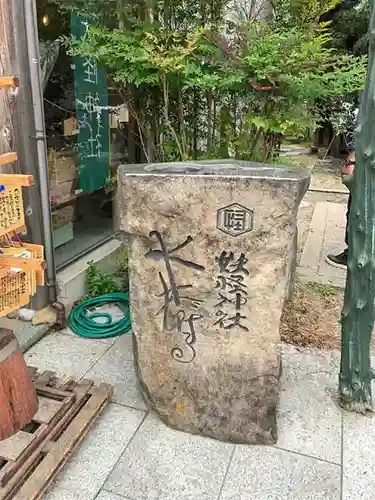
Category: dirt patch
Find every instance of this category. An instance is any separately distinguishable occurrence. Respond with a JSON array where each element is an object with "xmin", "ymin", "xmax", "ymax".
[
  {"xmin": 279, "ymin": 154, "xmax": 317, "ymax": 170},
  {"xmin": 281, "ymin": 281, "xmax": 343, "ymax": 350},
  {"xmin": 281, "ymin": 281, "xmax": 375, "ymax": 351}
]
